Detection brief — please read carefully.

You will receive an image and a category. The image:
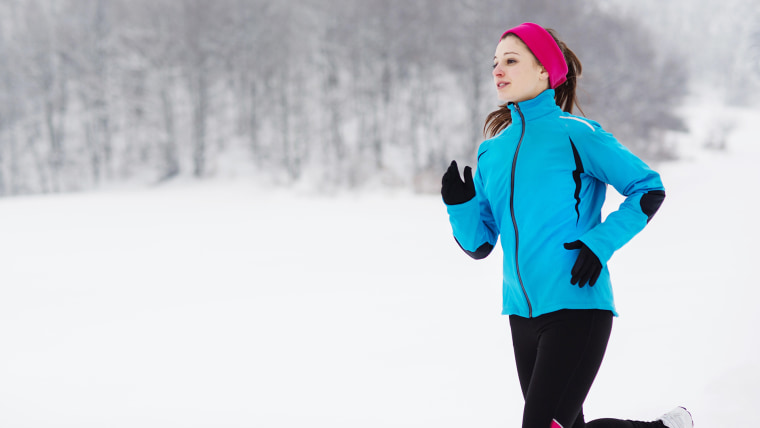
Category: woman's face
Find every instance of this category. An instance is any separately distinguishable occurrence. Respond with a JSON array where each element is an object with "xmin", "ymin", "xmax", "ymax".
[{"xmin": 492, "ymin": 35, "xmax": 550, "ymax": 103}]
